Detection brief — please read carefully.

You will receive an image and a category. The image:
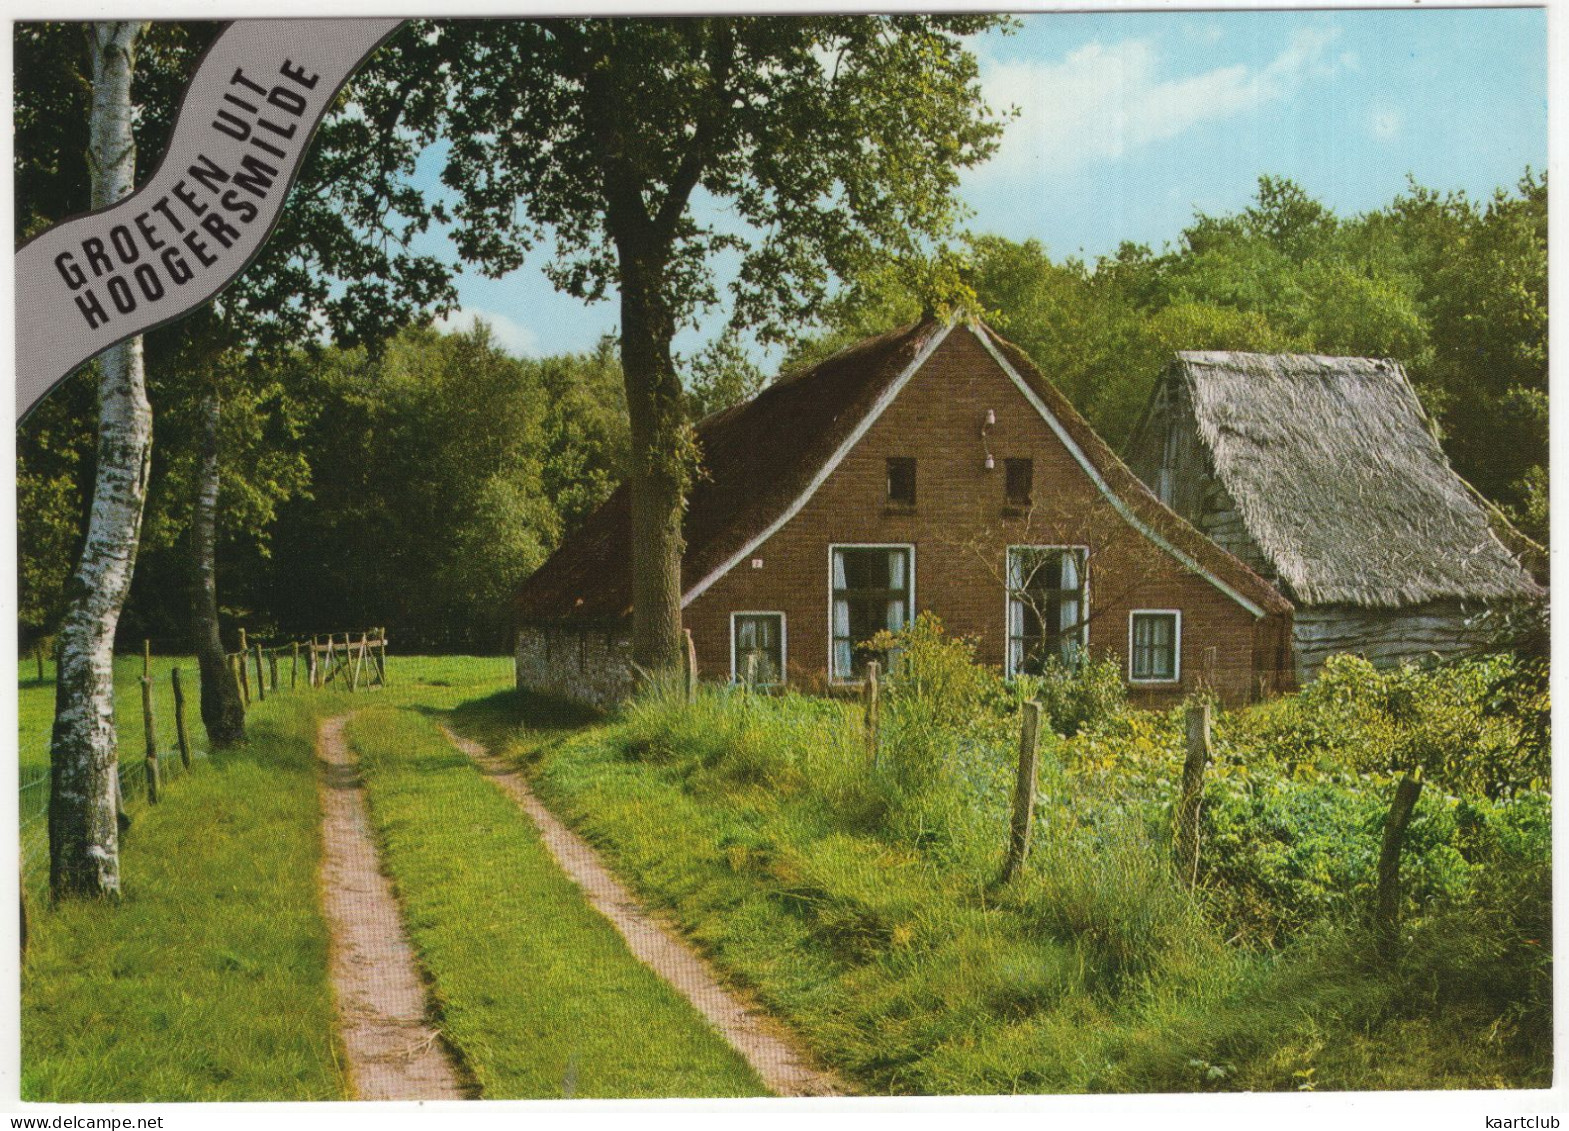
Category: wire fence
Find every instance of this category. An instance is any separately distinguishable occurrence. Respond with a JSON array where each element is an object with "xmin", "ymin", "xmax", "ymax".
[
  {"xmin": 19, "ymin": 743, "xmax": 211, "ymax": 895},
  {"xmin": 19, "ymin": 630, "xmax": 385, "ymax": 896}
]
